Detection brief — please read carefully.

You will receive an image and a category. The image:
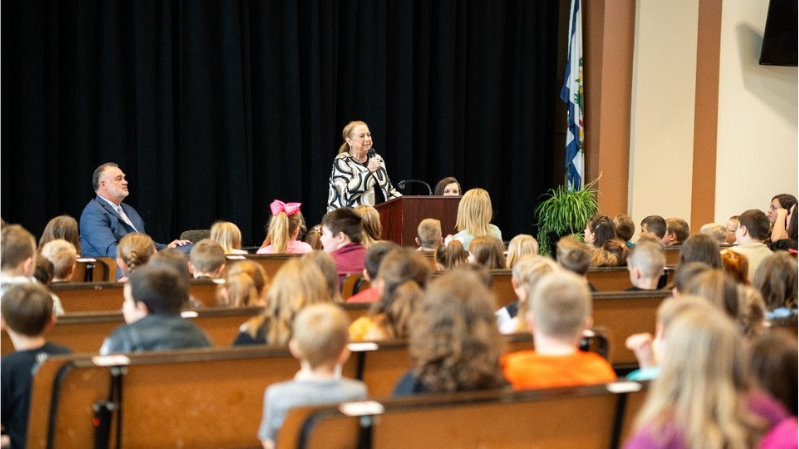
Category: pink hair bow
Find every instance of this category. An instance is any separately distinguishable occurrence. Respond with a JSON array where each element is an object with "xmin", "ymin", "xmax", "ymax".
[{"xmin": 270, "ymin": 200, "xmax": 302, "ymax": 216}]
